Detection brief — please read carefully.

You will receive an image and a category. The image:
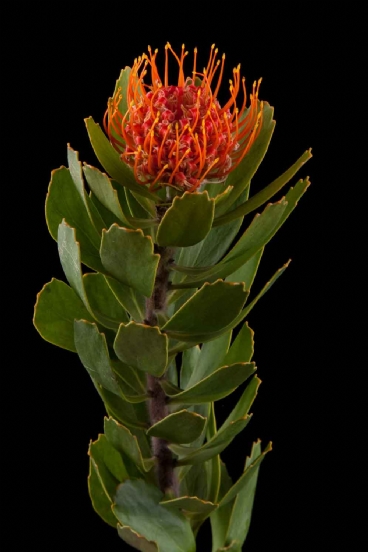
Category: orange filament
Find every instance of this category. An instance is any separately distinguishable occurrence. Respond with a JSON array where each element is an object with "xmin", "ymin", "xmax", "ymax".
[{"xmin": 104, "ymin": 44, "xmax": 264, "ymax": 191}]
